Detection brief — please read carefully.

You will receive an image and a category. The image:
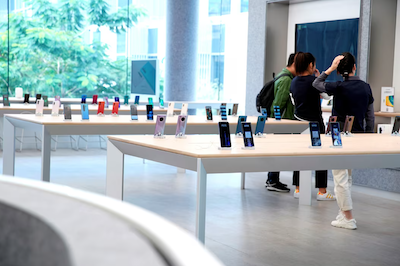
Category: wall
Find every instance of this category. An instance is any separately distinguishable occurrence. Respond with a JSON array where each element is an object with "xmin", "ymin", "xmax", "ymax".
[{"xmin": 393, "ymin": 0, "xmax": 400, "ymax": 112}]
